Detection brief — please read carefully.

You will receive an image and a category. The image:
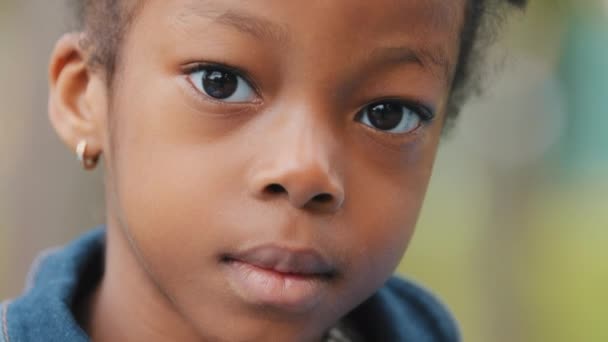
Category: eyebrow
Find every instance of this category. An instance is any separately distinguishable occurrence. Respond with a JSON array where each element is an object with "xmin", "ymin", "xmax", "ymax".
[
  {"xmin": 176, "ymin": 5, "xmax": 291, "ymax": 47},
  {"xmin": 214, "ymin": 10, "xmax": 291, "ymax": 47},
  {"xmin": 368, "ymin": 46, "xmax": 452, "ymax": 82}
]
